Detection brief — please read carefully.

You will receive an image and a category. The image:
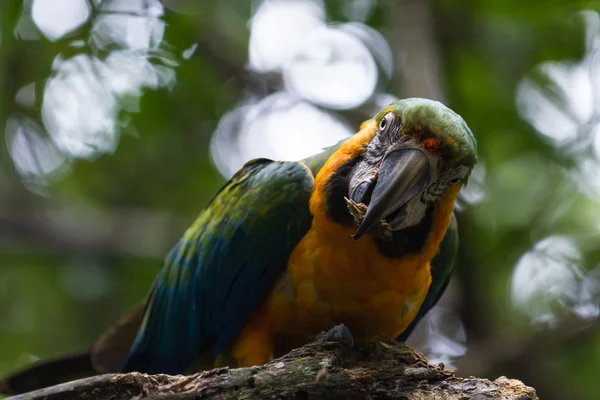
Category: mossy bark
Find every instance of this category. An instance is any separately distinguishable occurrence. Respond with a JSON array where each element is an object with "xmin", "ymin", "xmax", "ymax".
[{"xmin": 5, "ymin": 341, "xmax": 538, "ymax": 400}]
